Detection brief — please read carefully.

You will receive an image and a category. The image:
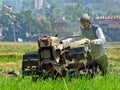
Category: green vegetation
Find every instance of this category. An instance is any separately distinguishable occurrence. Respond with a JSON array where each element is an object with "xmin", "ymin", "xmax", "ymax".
[
  {"xmin": 0, "ymin": 9, "xmax": 53, "ymax": 41},
  {"xmin": 0, "ymin": 73, "xmax": 120, "ymax": 90},
  {"xmin": 0, "ymin": 42, "xmax": 37, "ymax": 54},
  {"xmin": 106, "ymin": 48, "xmax": 120, "ymax": 61},
  {"xmin": 0, "ymin": 42, "xmax": 37, "ymax": 62}
]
